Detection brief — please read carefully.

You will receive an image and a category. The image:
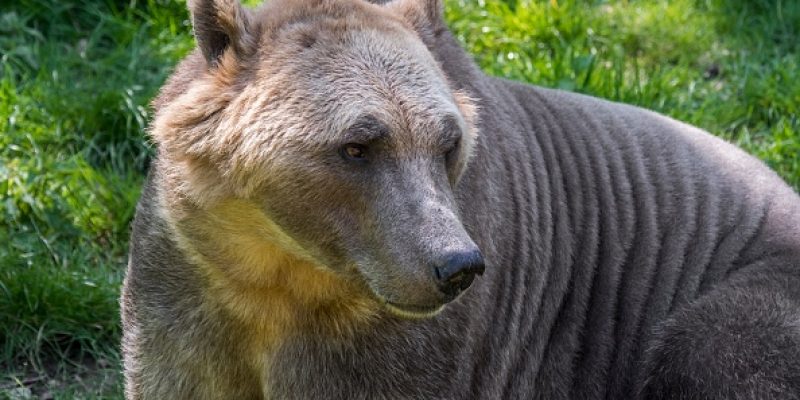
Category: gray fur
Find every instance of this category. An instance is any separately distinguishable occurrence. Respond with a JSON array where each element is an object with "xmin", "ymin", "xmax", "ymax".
[{"xmin": 123, "ymin": 0, "xmax": 800, "ymax": 399}]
